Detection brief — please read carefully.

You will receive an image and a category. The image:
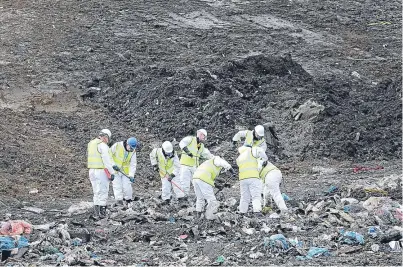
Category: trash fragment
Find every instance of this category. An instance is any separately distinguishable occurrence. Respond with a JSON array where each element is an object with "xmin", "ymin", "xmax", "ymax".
[
  {"xmin": 67, "ymin": 201, "xmax": 93, "ymax": 214},
  {"xmin": 389, "ymin": 241, "xmax": 402, "ymax": 251},
  {"xmin": 29, "ymin": 188, "xmax": 39, "ymax": 194},
  {"xmin": 264, "ymin": 234, "xmax": 289, "ymax": 251},
  {"xmin": 215, "ymin": 255, "xmax": 225, "ymax": 263},
  {"xmin": 179, "ymin": 234, "xmax": 188, "ymax": 240},
  {"xmin": 339, "ymin": 230, "xmax": 364, "ymax": 245},
  {"xmin": 353, "ymin": 165, "xmax": 383, "ymax": 173},
  {"xmin": 282, "ymin": 193, "xmax": 291, "ymax": 201},
  {"xmin": 242, "ymin": 227, "xmax": 256, "ymax": 235},
  {"xmin": 306, "ymin": 247, "xmax": 330, "ymax": 259},
  {"xmin": 368, "ymin": 226, "xmax": 378, "ymax": 238},
  {"xmin": 33, "ymin": 222, "xmax": 56, "ymax": 232},
  {"xmin": 351, "ymin": 71, "xmax": 361, "ymax": 79},
  {"xmin": 22, "ymin": 206, "xmax": 45, "ymax": 214},
  {"xmin": 71, "ymin": 238, "xmax": 82, "ymax": 246},
  {"xmin": 0, "ymin": 220, "xmax": 32, "ymax": 235},
  {"xmin": 249, "ymin": 252, "xmax": 264, "ymax": 259},
  {"xmin": 292, "ymin": 99, "xmax": 325, "ymax": 120},
  {"xmin": 324, "ymin": 185, "xmax": 338, "ymax": 195},
  {"xmin": 168, "ymin": 216, "xmax": 176, "ymax": 223},
  {"xmin": 371, "ymin": 244, "xmax": 380, "ymax": 252}
]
